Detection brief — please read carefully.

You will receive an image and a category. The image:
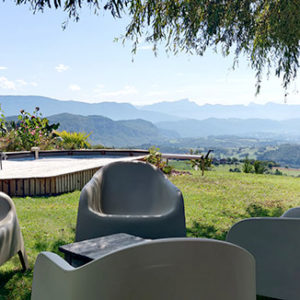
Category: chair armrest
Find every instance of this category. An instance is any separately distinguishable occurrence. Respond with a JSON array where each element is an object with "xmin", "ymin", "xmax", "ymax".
[{"xmin": 31, "ymin": 252, "xmax": 74, "ymax": 300}]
